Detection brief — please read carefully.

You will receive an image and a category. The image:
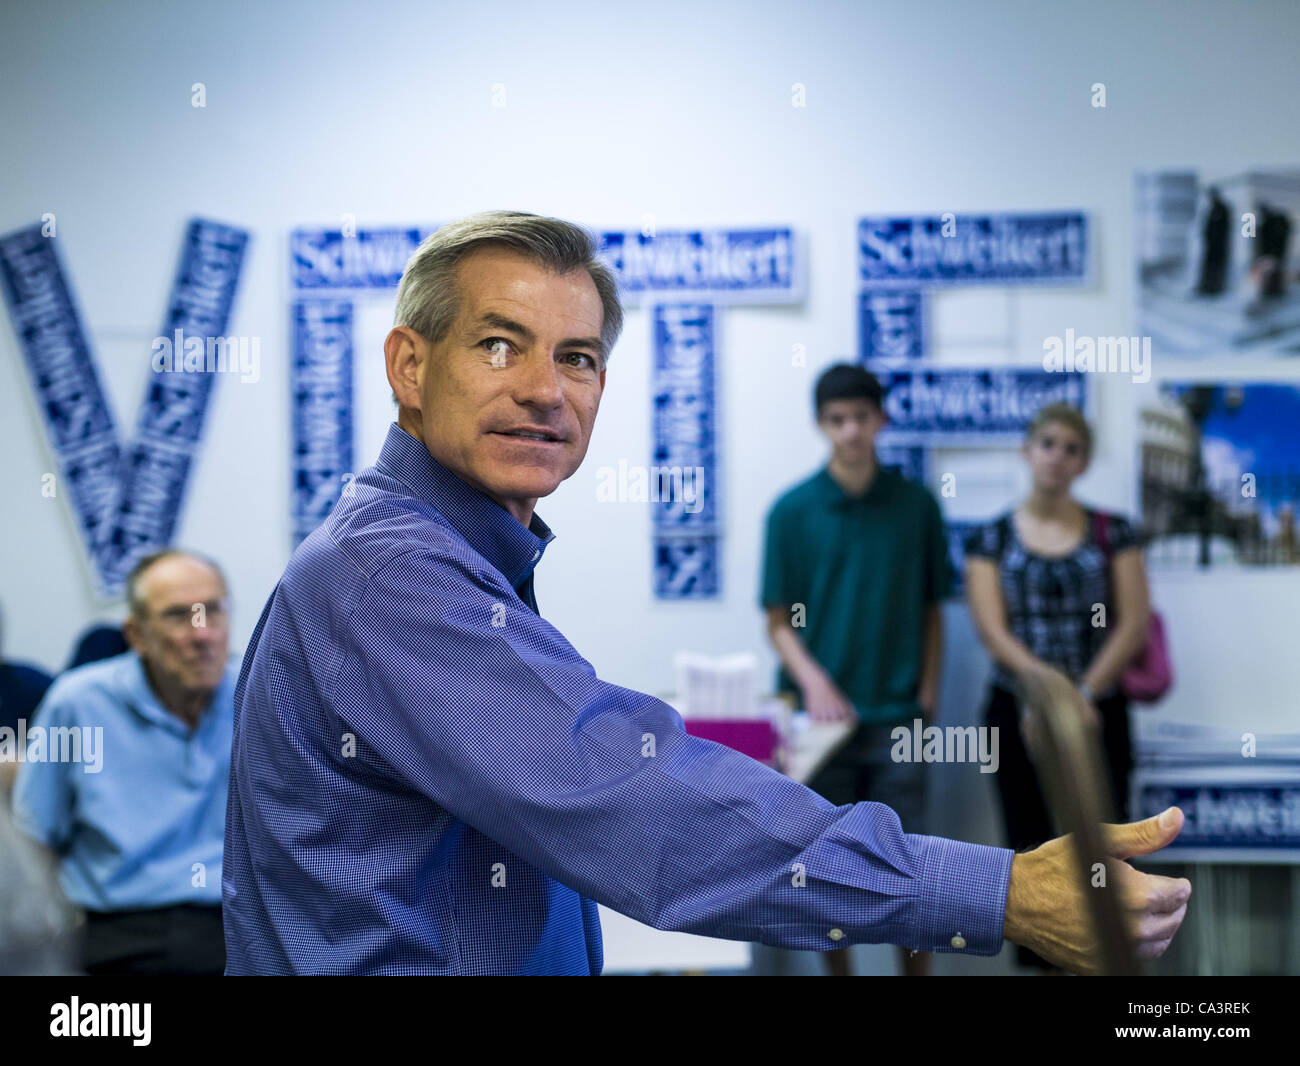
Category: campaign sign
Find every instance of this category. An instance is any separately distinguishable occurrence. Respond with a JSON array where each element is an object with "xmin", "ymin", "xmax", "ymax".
[
  {"xmin": 858, "ymin": 212, "xmax": 1090, "ymax": 288},
  {"xmin": 0, "ymin": 225, "xmax": 124, "ymax": 568},
  {"xmin": 100, "ymin": 220, "xmax": 249, "ymax": 590},
  {"xmin": 654, "ymin": 537, "xmax": 720, "ymax": 600},
  {"xmin": 878, "ymin": 368, "xmax": 1086, "ymax": 443},
  {"xmin": 944, "ymin": 519, "xmax": 984, "ymax": 600},
  {"xmin": 289, "ymin": 226, "xmax": 438, "ymax": 546},
  {"xmin": 292, "ymin": 301, "xmax": 354, "ymax": 545},
  {"xmin": 859, "ymin": 289, "xmax": 925, "ymax": 365},
  {"xmin": 652, "ymin": 303, "xmax": 719, "ymax": 598},
  {"xmin": 0, "ymin": 219, "xmax": 249, "ymax": 596},
  {"xmin": 600, "ymin": 228, "xmax": 803, "ymax": 305},
  {"xmin": 1135, "ymin": 780, "xmax": 1300, "ymax": 860},
  {"xmin": 875, "ymin": 445, "xmax": 927, "ymax": 483},
  {"xmin": 292, "ymin": 227, "xmax": 434, "ymax": 291}
]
